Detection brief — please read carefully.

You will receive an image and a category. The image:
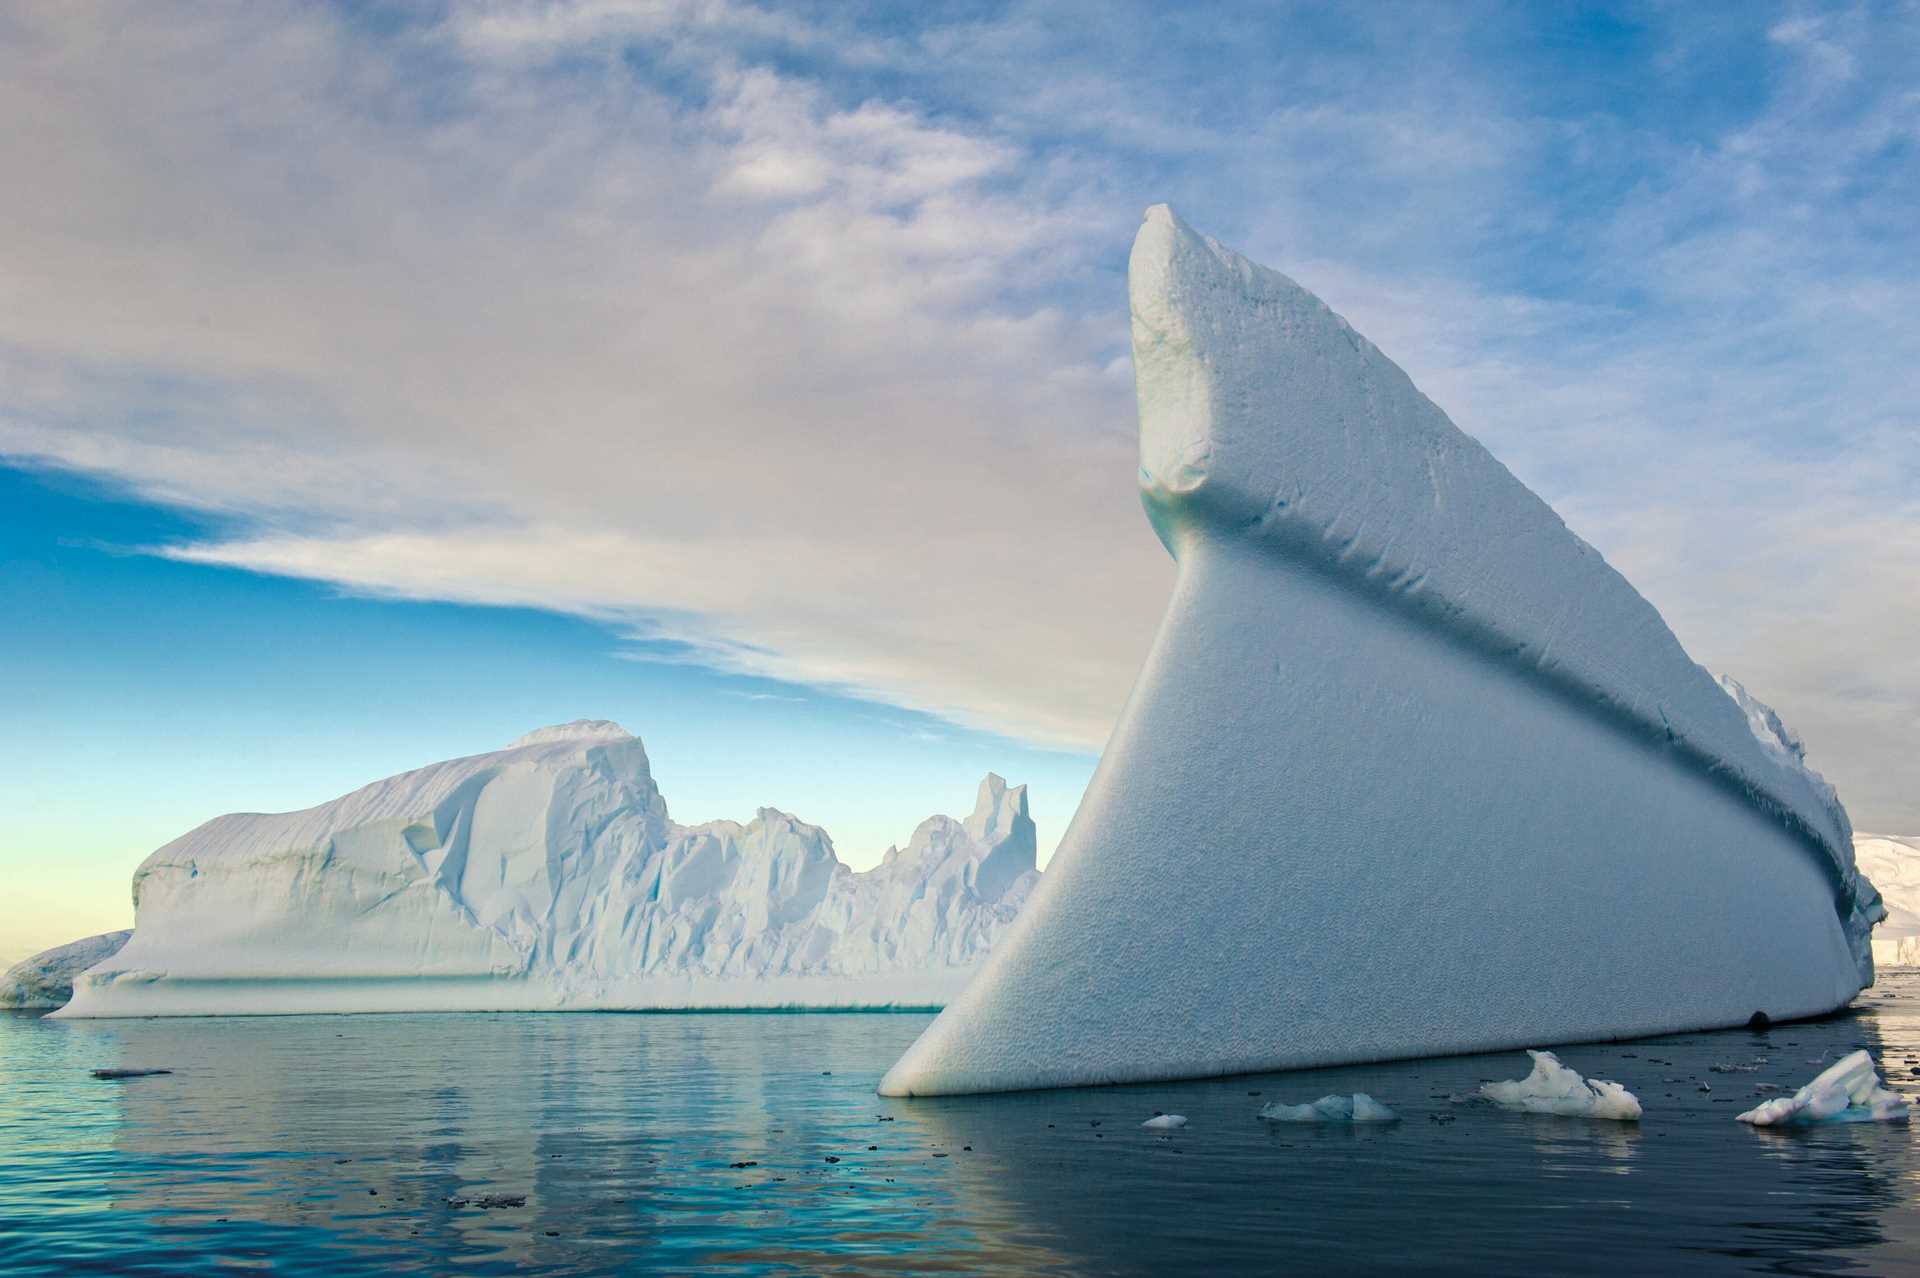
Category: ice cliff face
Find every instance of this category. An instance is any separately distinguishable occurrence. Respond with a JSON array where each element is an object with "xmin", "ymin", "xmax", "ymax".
[
  {"xmin": 0, "ymin": 931, "xmax": 131, "ymax": 1008},
  {"xmin": 1128, "ymin": 205, "xmax": 1873, "ymax": 968},
  {"xmin": 880, "ymin": 206, "xmax": 1878, "ymax": 1098},
  {"xmin": 58, "ymin": 722, "xmax": 1039, "ymax": 1016},
  {"xmin": 1855, "ymin": 835, "xmax": 1920, "ymax": 966}
]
